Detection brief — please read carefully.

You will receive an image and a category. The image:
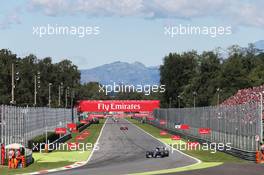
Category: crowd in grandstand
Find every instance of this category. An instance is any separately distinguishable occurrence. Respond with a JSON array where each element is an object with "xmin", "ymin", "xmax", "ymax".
[{"xmin": 222, "ymin": 84, "xmax": 264, "ymax": 105}]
